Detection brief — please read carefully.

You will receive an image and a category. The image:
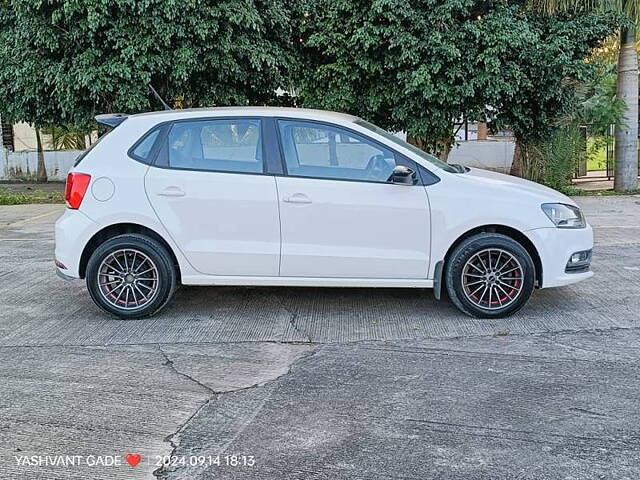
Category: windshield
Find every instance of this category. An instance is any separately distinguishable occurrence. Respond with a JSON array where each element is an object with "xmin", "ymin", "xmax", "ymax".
[{"xmin": 354, "ymin": 119, "xmax": 458, "ymax": 173}]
